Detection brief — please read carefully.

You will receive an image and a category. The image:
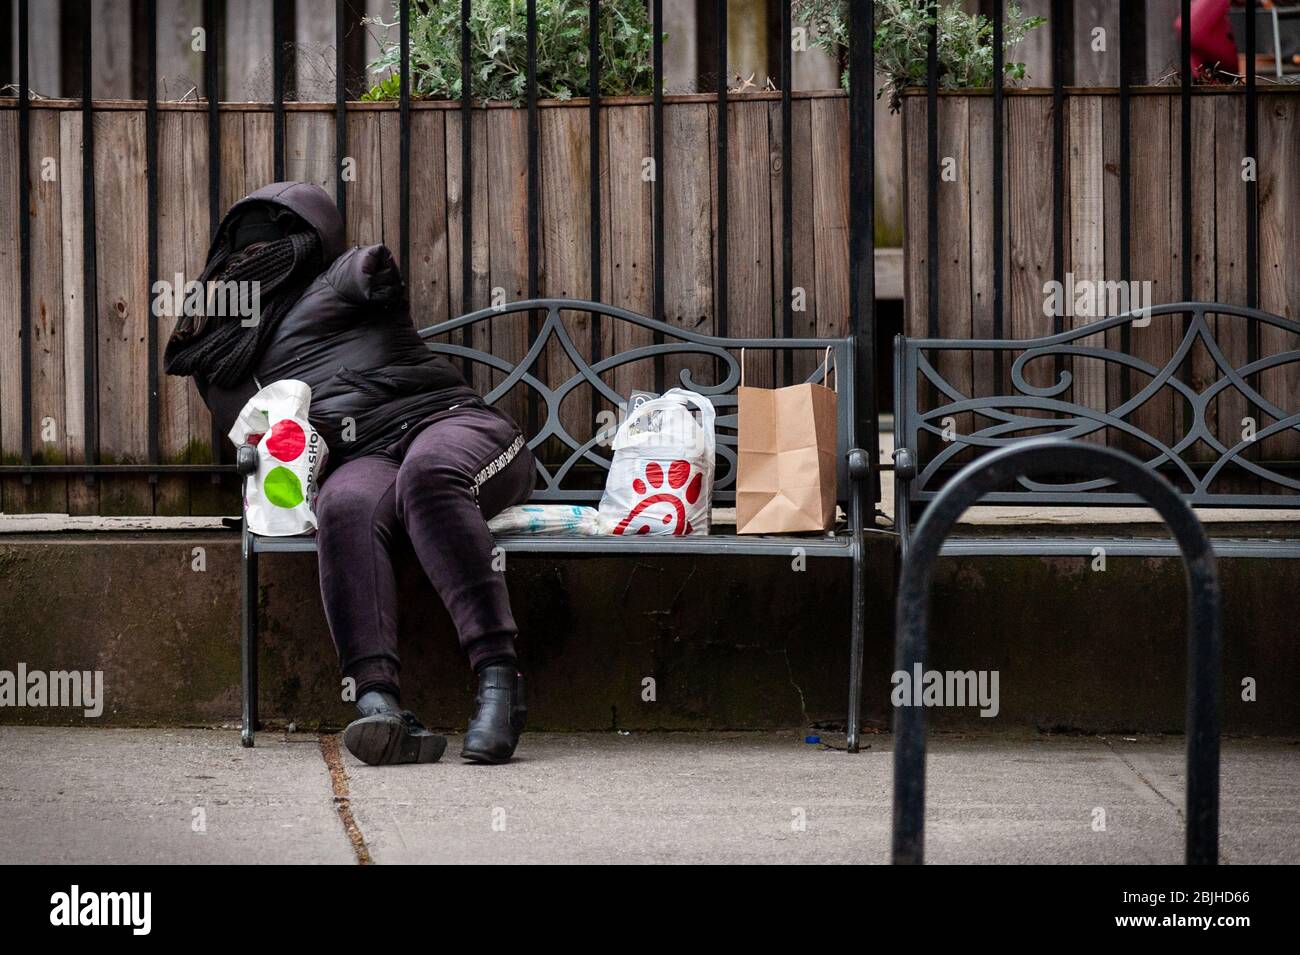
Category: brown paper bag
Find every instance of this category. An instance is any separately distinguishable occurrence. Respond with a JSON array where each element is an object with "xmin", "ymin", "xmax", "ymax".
[{"xmin": 735, "ymin": 349, "xmax": 838, "ymax": 534}]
